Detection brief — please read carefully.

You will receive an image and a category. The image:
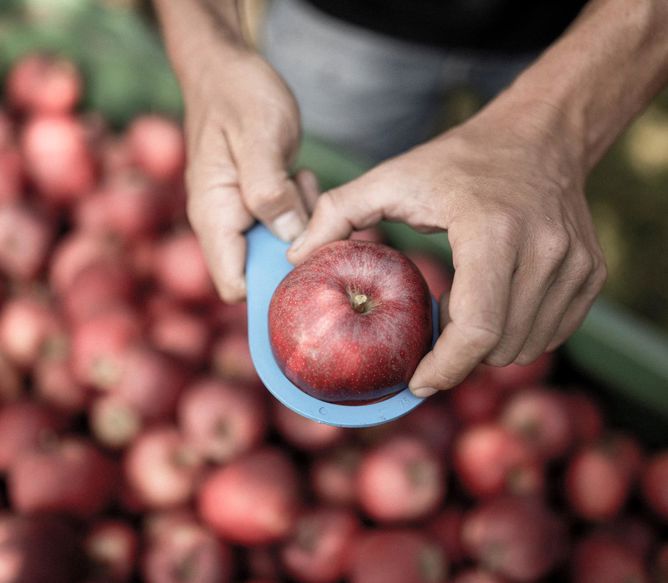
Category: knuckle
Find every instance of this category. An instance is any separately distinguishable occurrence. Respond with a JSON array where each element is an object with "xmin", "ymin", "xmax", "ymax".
[
  {"xmin": 590, "ymin": 261, "xmax": 608, "ymax": 290},
  {"xmin": 457, "ymin": 321, "xmax": 502, "ymax": 354},
  {"xmin": 541, "ymin": 228, "xmax": 570, "ymax": 264},
  {"xmin": 568, "ymin": 247, "xmax": 595, "ymax": 282},
  {"xmin": 244, "ymin": 182, "xmax": 287, "ymax": 215},
  {"xmin": 489, "ymin": 210, "xmax": 522, "ymax": 241}
]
